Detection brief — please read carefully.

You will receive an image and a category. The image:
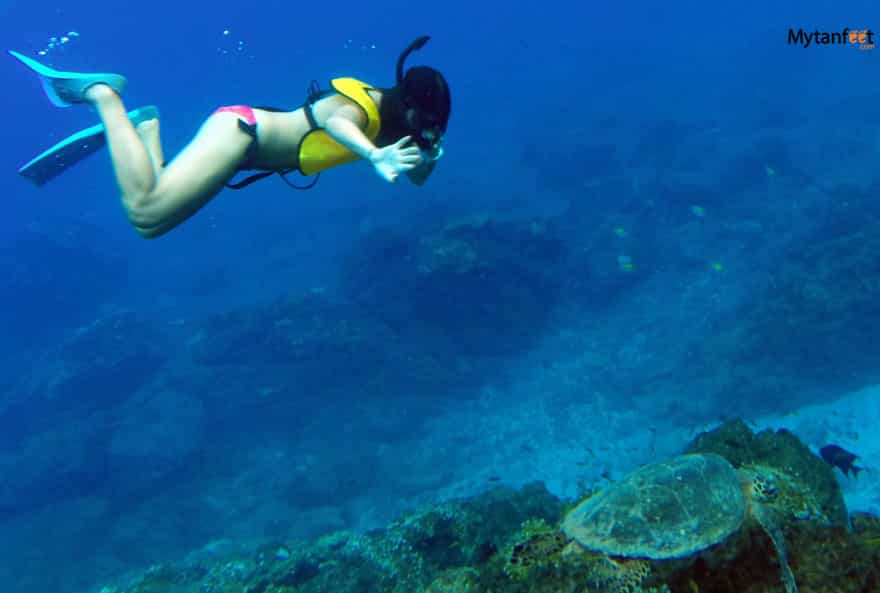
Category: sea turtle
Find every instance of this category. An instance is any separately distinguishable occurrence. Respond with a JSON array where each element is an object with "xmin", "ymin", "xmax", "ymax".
[{"xmin": 562, "ymin": 453, "xmax": 798, "ymax": 593}]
